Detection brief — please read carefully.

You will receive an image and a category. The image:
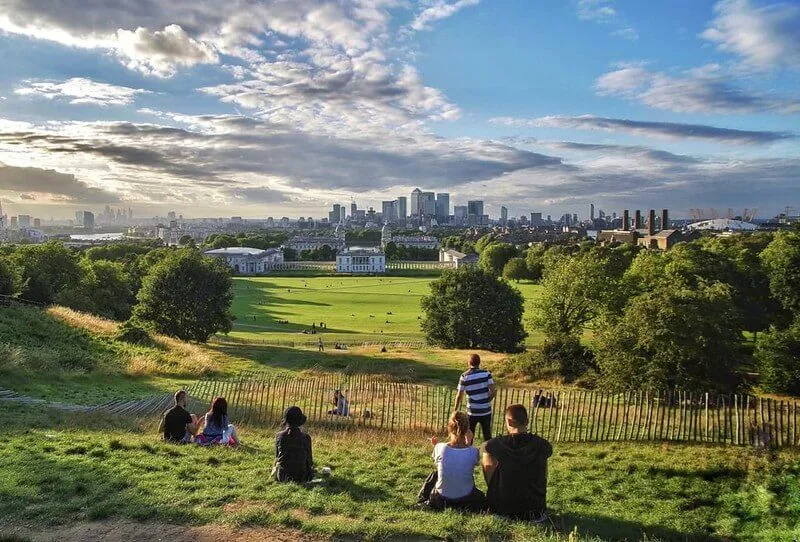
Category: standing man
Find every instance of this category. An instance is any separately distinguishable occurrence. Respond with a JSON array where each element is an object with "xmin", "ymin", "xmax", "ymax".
[
  {"xmin": 318, "ymin": 336, "xmax": 324, "ymax": 352},
  {"xmin": 158, "ymin": 390, "xmax": 198, "ymax": 444},
  {"xmin": 454, "ymin": 353, "xmax": 496, "ymax": 441}
]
